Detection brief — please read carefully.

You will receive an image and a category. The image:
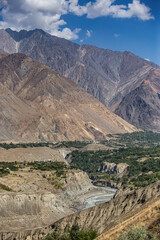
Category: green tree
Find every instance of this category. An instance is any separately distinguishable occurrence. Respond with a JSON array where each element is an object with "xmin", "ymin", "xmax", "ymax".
[{"xmin": 43, "ymin": 225, "xmax": 98, "ymax": 240}]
